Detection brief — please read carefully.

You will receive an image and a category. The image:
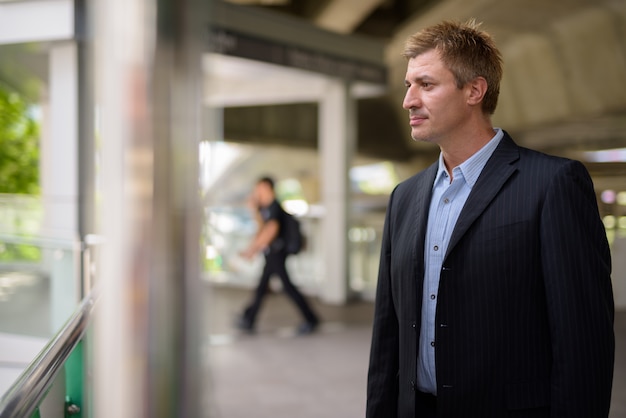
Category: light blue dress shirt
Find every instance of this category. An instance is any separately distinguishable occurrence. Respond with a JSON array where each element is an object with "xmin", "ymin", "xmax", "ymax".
[{"xmin": 417, "ymin": 128, "xmax": 504, "ymax": 395}]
